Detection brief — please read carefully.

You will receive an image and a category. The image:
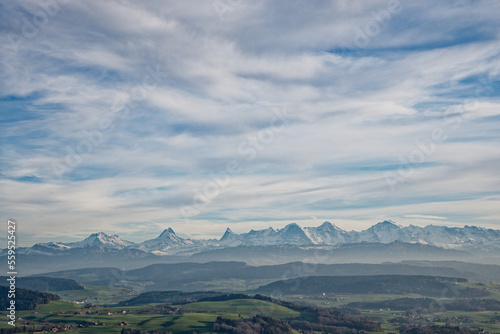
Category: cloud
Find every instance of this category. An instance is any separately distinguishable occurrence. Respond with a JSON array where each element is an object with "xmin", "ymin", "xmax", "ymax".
[
  {"xmin": 1, "ymin": 0, "xmax": 500, "ymax": 246},
  {"xmin": 404, "ymin": 214, "xmax": 448, "ymax": 220}
]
